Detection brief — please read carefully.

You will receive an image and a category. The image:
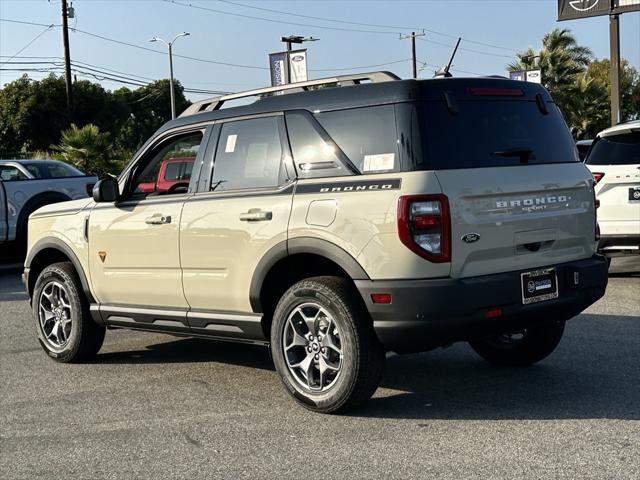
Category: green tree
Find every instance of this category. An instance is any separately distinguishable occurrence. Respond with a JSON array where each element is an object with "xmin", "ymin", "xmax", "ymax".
[
  {"xmin": 113, "ymin": 79, "xmax": 190, "ymax": 155},
  {"xmin": 509, "ymin": 28, "xmax": 593, "ymax": 125},
  {"xmin": 51, "ymin": 123, "xmax": 117, "ymax": 176},
  {"xmin": 0, "ymin": 75, "xmax": 68, "ymax": 155},
  {"xmin": 0, "ymin": 75, "xmax": 190, "ymax": 161},
  {"xmin": 584, "ymin": 59, "xmax": 639, "ymax": 125}
]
